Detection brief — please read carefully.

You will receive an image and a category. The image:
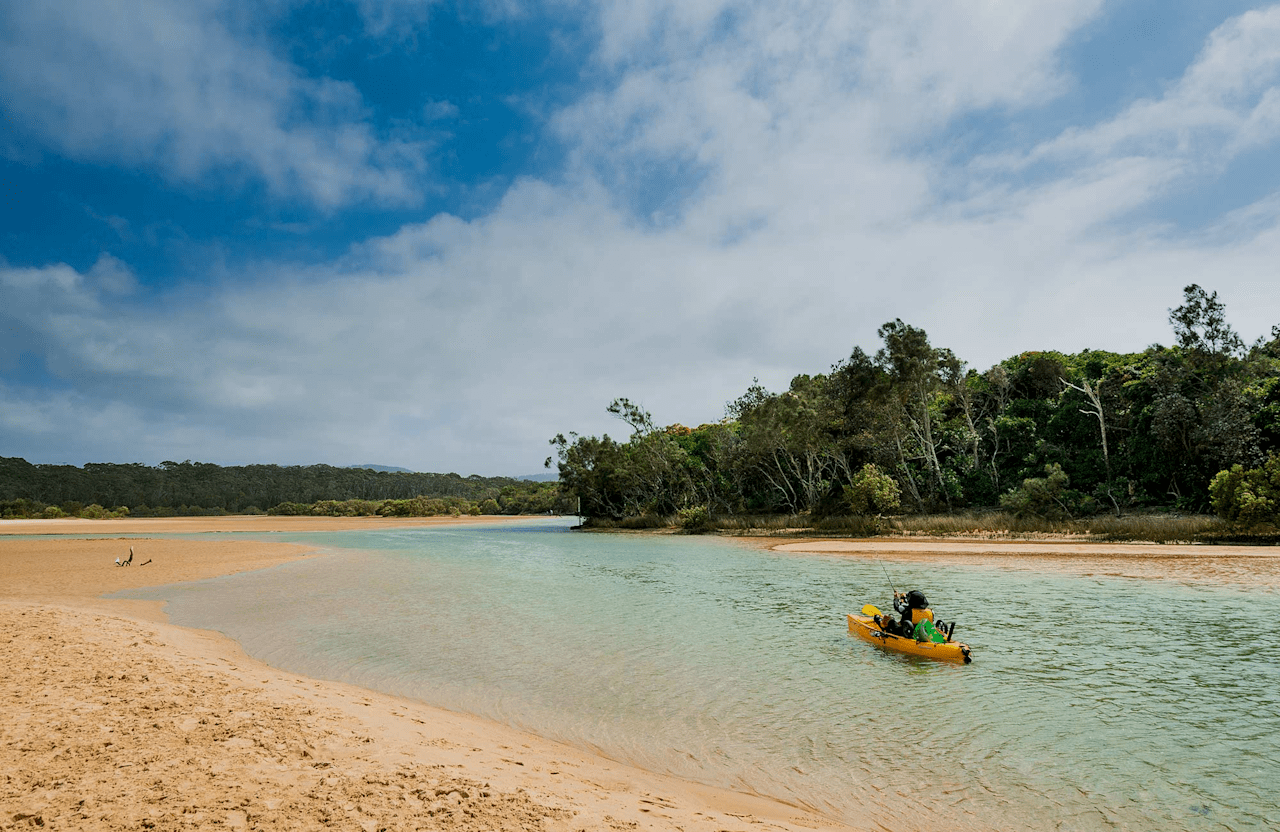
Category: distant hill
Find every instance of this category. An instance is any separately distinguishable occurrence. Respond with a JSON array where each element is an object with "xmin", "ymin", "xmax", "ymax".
[
  {"xmin": 345, "ymin": 464, "xmax": 414, "ymax": 473},
  {"xmin": 515, "ymin": 473, "xmax": 558, "ymax": 482},
  {"xmin": 0, "ymin": 457, "xmax": 564, "ymax": 515}
]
